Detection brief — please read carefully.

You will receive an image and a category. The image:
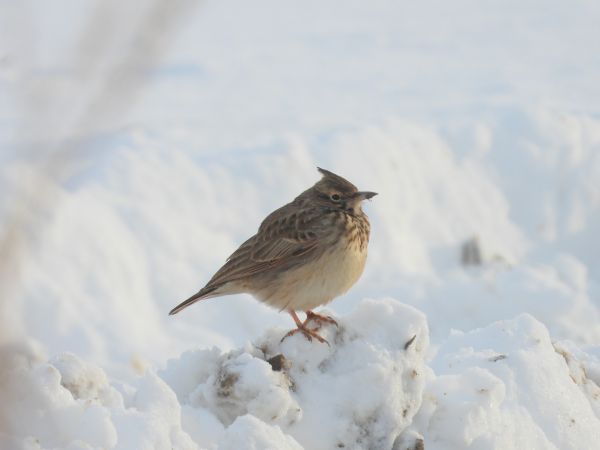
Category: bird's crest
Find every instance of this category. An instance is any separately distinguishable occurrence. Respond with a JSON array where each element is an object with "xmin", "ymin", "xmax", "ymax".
[{"xmin": 316, "ymin": 167, "xmax": 358, "ymax": 193}]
